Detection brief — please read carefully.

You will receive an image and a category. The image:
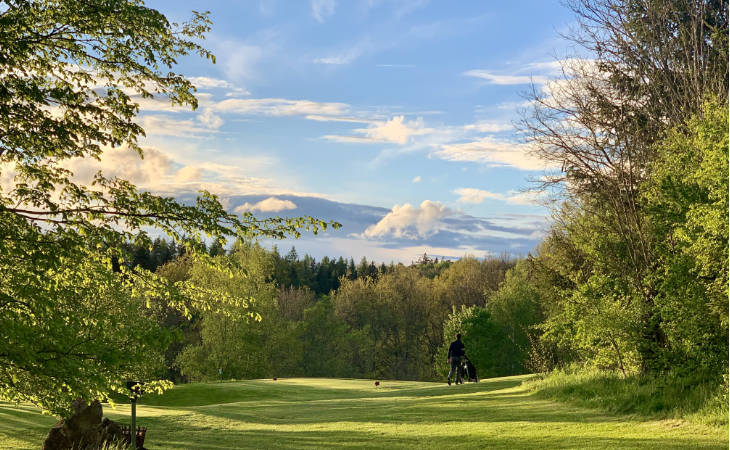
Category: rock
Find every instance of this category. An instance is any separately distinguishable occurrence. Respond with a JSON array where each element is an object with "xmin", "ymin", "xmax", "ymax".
[
  {"xmin": 101, "ymin": 417, "xmax": 124, "ymax": 444},
  {"xmin": 42, "ymin": 399, "xmax": 125, "ymax": 450},
  {"xmin": 42, "ymin": 422, "xmax": 72, "ymax": 450},
  {"xmin": 65, "ymin": 400, "xmax": 103, "ymax": 447}
]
